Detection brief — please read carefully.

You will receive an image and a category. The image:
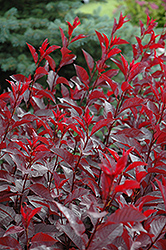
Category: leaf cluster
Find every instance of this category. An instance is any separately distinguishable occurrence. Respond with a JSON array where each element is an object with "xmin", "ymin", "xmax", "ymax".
[{"xmin": 0, "ymin": 14, "xmax": 166, "ymax": 249}]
